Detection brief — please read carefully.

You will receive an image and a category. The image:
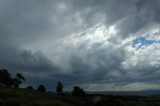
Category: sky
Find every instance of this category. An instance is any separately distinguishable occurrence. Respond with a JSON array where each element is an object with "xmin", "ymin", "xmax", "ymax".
[{"xmin": 0, "ymin": 0, "xmax": 160, "ymax": 91}]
